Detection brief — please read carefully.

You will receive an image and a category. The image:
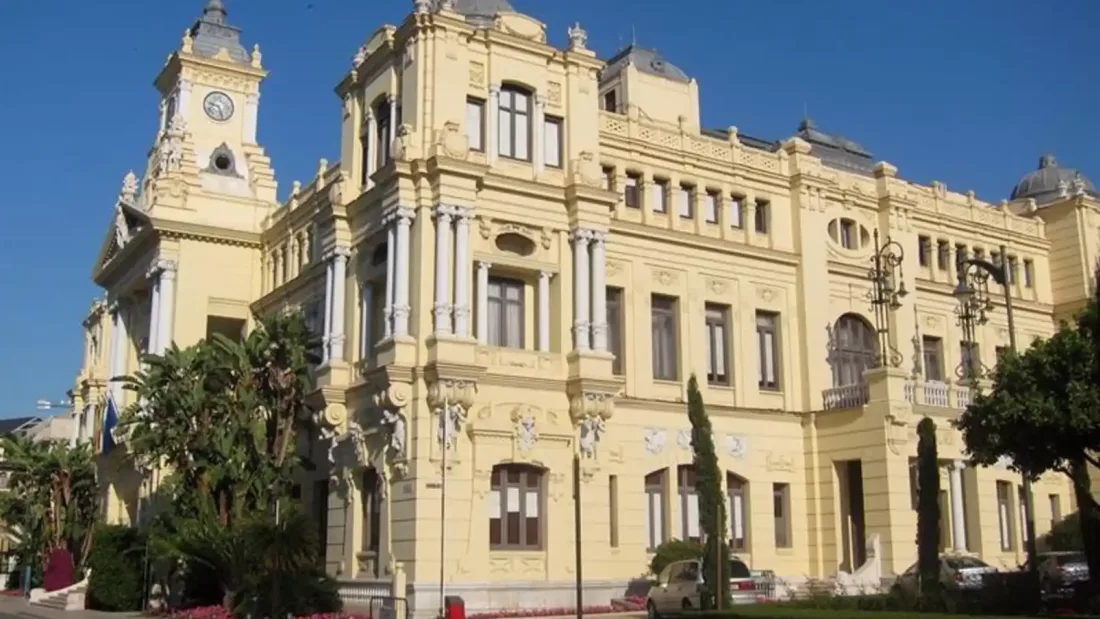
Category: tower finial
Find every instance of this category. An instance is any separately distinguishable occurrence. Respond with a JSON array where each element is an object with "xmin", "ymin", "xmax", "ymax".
[{"xmin": 203, "ymin": 0, "xmax": 227, "ymax": 24}]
